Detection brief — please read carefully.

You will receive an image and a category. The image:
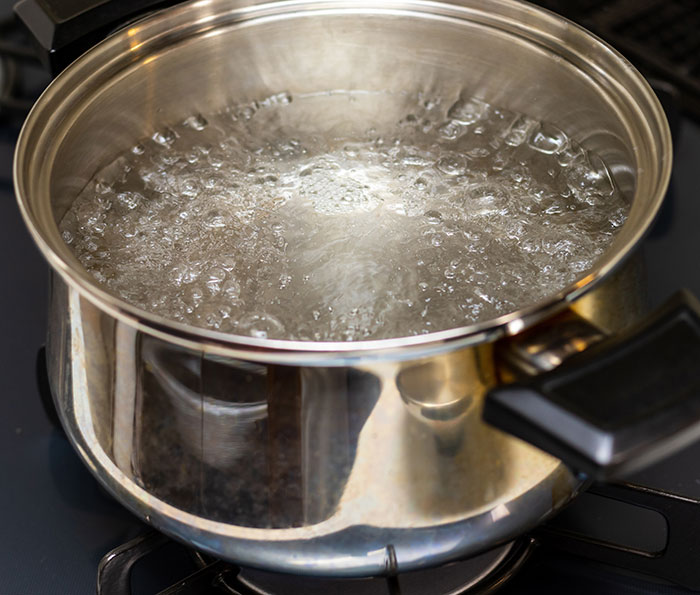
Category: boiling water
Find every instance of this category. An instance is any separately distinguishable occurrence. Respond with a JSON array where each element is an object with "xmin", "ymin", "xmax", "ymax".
[{"xmin": 60, "ymin": 91, "xmax": 628, "ymax": 341}]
